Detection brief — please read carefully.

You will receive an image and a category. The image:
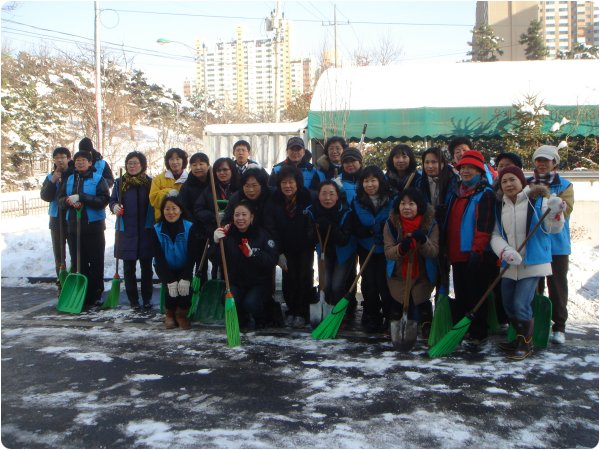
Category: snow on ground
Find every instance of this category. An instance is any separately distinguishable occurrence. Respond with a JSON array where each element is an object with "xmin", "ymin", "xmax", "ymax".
[{"xmin": 1, "ymin": 211, "xmax": 597, "ymax": 324}]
